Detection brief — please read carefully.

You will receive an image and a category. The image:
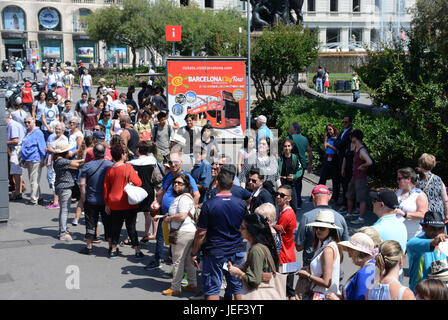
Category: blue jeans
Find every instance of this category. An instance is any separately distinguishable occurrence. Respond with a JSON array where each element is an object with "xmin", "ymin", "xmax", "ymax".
[
  {"xmin": 154, "ymin": 218, "xmax": 165, "ymax": 261},
  {"xmin": 315, "ymin": 78, "xmax": 323, "ymax": 93},
  {"xmin": 17, "ymin": 70, "xmax": 23, "ymax": 81},
  {"xmin": 295, "ymin": 176, "xmax": 303, "ymax": 208},
  {"xmin": 57, "ymin": 188, "xmax": 72, "ymax": 237},
  {"xmin": 47, "ymin": 164, "xmax": 55, "ymax": 191}
]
